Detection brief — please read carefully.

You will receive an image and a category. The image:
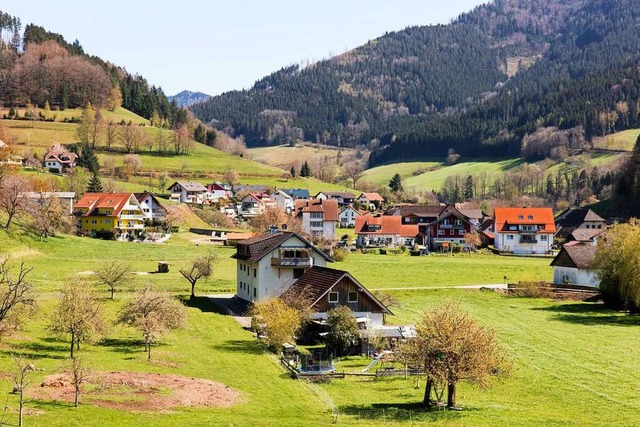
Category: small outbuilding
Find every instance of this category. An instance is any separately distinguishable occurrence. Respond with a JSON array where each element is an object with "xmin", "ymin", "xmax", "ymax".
[{"xmin": 550, "ymin": 243, "xmax": 599, "ymax": 288}]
